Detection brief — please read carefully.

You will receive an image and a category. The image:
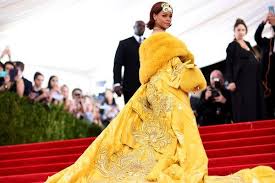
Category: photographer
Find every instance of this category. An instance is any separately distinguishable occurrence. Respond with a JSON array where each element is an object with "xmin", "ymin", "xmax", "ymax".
[
  {"xmin": 254, "ymin": 12, "xmax": 275, "ymax": 118},
  {"xmin": 197, "ymin": 70, "xmax": 232, "ymax": 126}
]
